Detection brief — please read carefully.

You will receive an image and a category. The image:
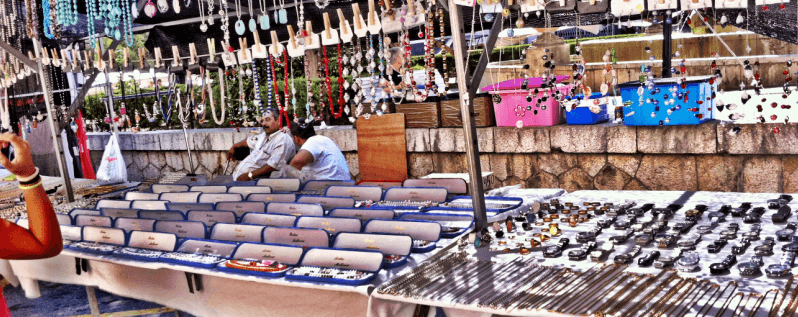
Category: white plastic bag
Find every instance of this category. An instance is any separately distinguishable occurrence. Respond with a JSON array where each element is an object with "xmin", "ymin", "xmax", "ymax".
[{"xmin": 96, "ymin": 134, "xmax": 127, "ymax": 182}]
